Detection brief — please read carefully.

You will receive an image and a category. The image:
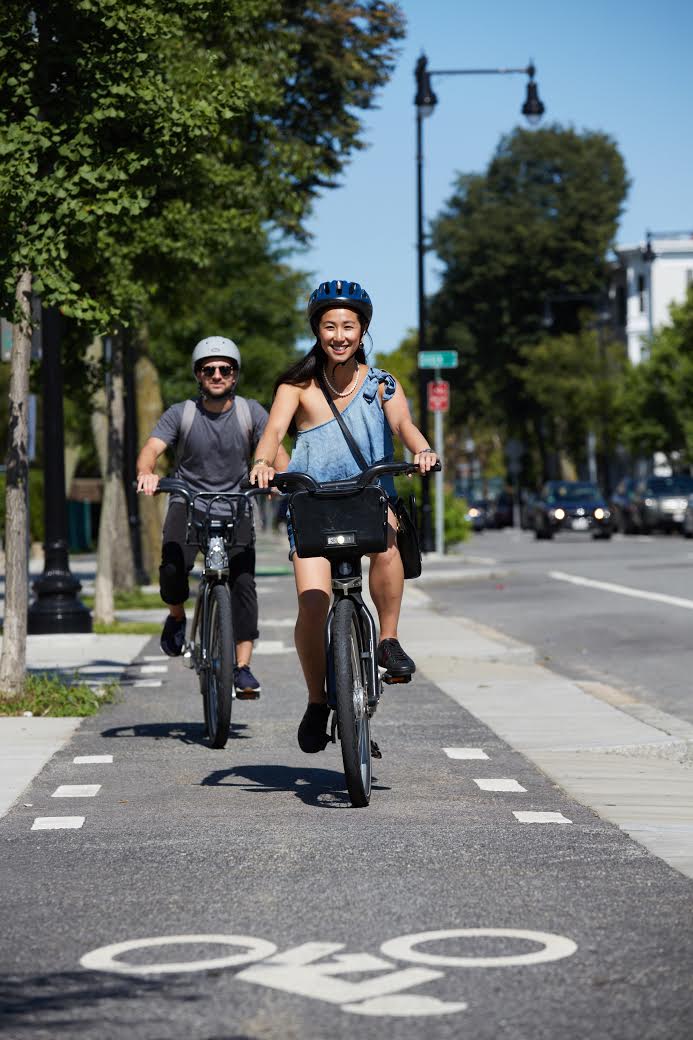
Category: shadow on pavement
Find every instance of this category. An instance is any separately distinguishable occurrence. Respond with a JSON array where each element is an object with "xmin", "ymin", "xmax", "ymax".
[
  {"xmin": 201, "ymin": 762, "xmax": 389, "ymax": 808},
  {"xmin": 100, "ymin": 721, "xmax": 249, "ymax": 746}
]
